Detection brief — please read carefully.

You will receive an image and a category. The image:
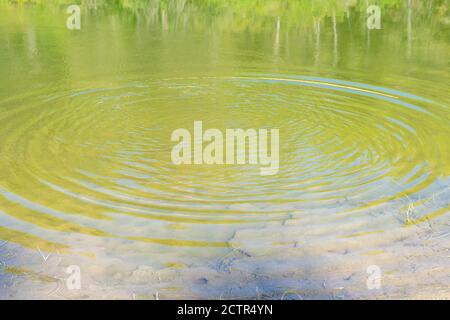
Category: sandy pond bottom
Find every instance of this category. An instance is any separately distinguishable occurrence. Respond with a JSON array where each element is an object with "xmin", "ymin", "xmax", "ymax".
[{"xmin": 1, "ymin": 209, "xmax": 449, "ymax": 300}]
